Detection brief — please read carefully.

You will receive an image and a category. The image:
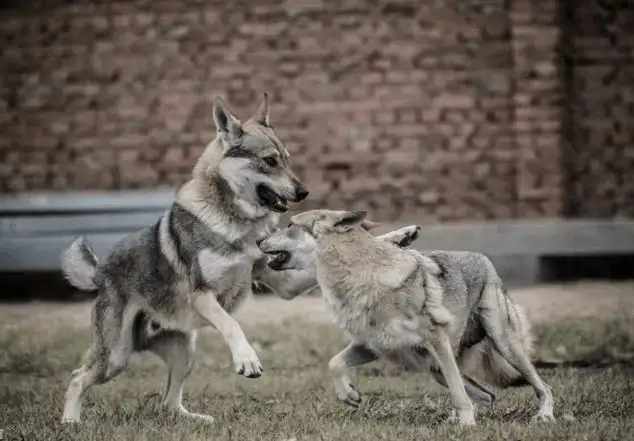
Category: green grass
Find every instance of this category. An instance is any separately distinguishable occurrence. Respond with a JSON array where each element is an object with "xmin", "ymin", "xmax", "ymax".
[{"xmin": 1, "ymin": 318, "xmax": 633, "ymax": 441}]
